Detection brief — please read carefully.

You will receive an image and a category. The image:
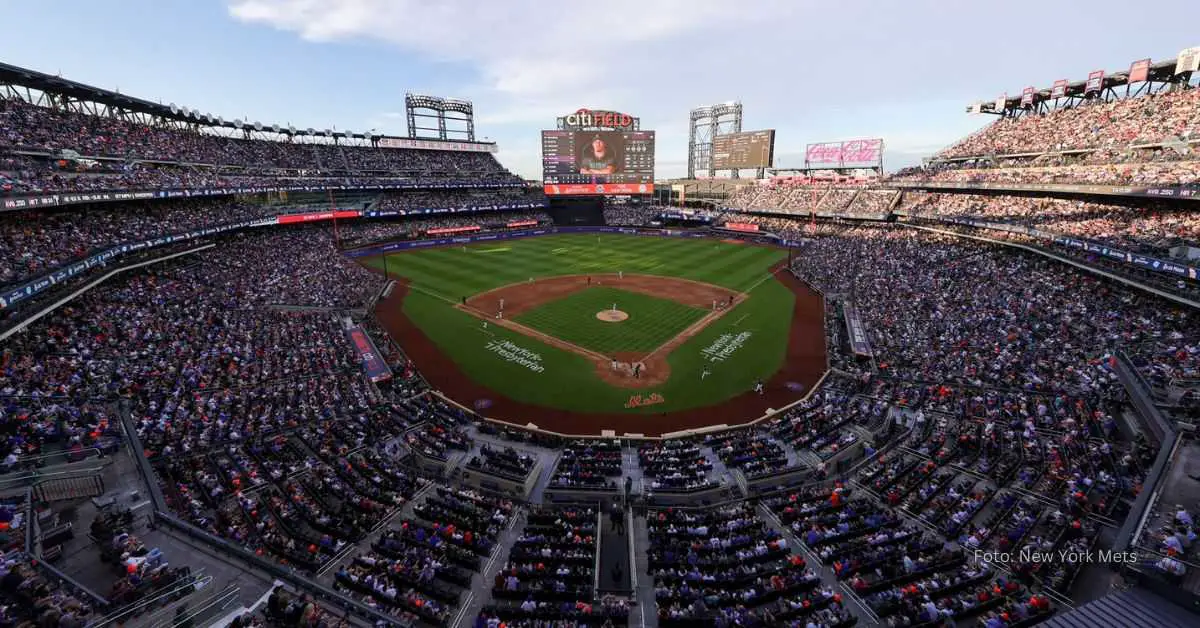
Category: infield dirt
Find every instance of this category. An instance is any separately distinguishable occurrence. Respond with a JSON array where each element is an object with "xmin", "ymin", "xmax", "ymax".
[{"xmin": 459, "ymin": 274, "xmax": 740, "ymax": 388}]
